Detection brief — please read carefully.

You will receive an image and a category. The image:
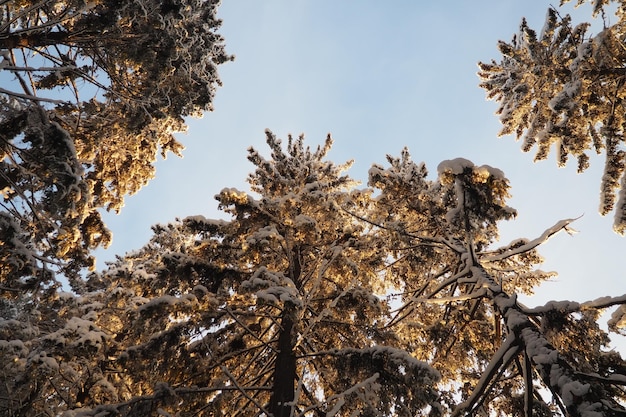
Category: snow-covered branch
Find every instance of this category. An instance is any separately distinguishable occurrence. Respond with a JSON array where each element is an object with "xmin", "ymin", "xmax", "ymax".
[
  {"xmin": 483, "ymin": 217, "xmax": 579, "ymax": 263},
  {"xmin": 452, "ymin": 333, "xmax": 521, "ymax": 417},
  {"xmin": 520, "ymin": 293, "xmax": 626, "ymax": 316}
]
